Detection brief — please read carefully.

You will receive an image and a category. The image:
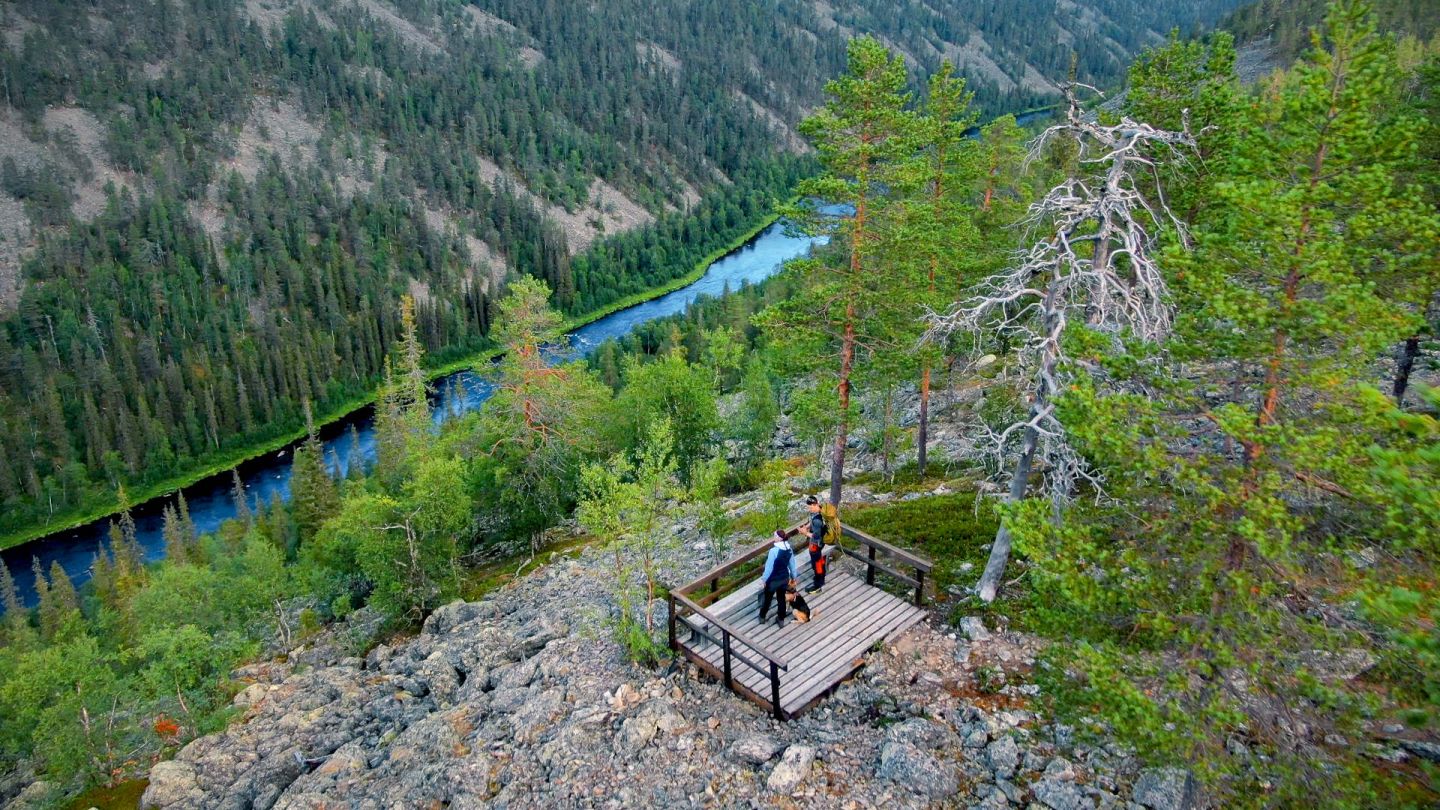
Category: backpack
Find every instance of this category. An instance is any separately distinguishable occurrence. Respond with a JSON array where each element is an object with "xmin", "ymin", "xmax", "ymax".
[
  {"xmin": 767, "ymin": 547, "xmax": 793, "ymax": 585},
  {"xmin": 820, "ymin": 502, "xmax": 843, "ymax": 546}
]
